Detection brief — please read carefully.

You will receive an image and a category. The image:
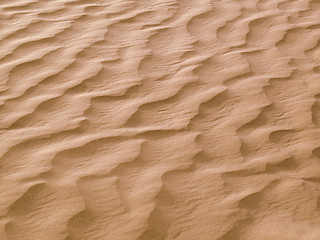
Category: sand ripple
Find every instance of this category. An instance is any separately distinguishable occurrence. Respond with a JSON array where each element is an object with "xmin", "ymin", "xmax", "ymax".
[{"xmin": 1, "ymin": 0, "xmax": 320, "ymax": 239}]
